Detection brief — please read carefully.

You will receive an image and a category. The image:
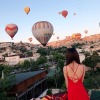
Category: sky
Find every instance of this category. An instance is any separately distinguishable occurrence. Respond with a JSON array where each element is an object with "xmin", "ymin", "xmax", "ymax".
[{"xmin": 0, "ymin": 0, "xmax": 100, "ymax": 44}]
